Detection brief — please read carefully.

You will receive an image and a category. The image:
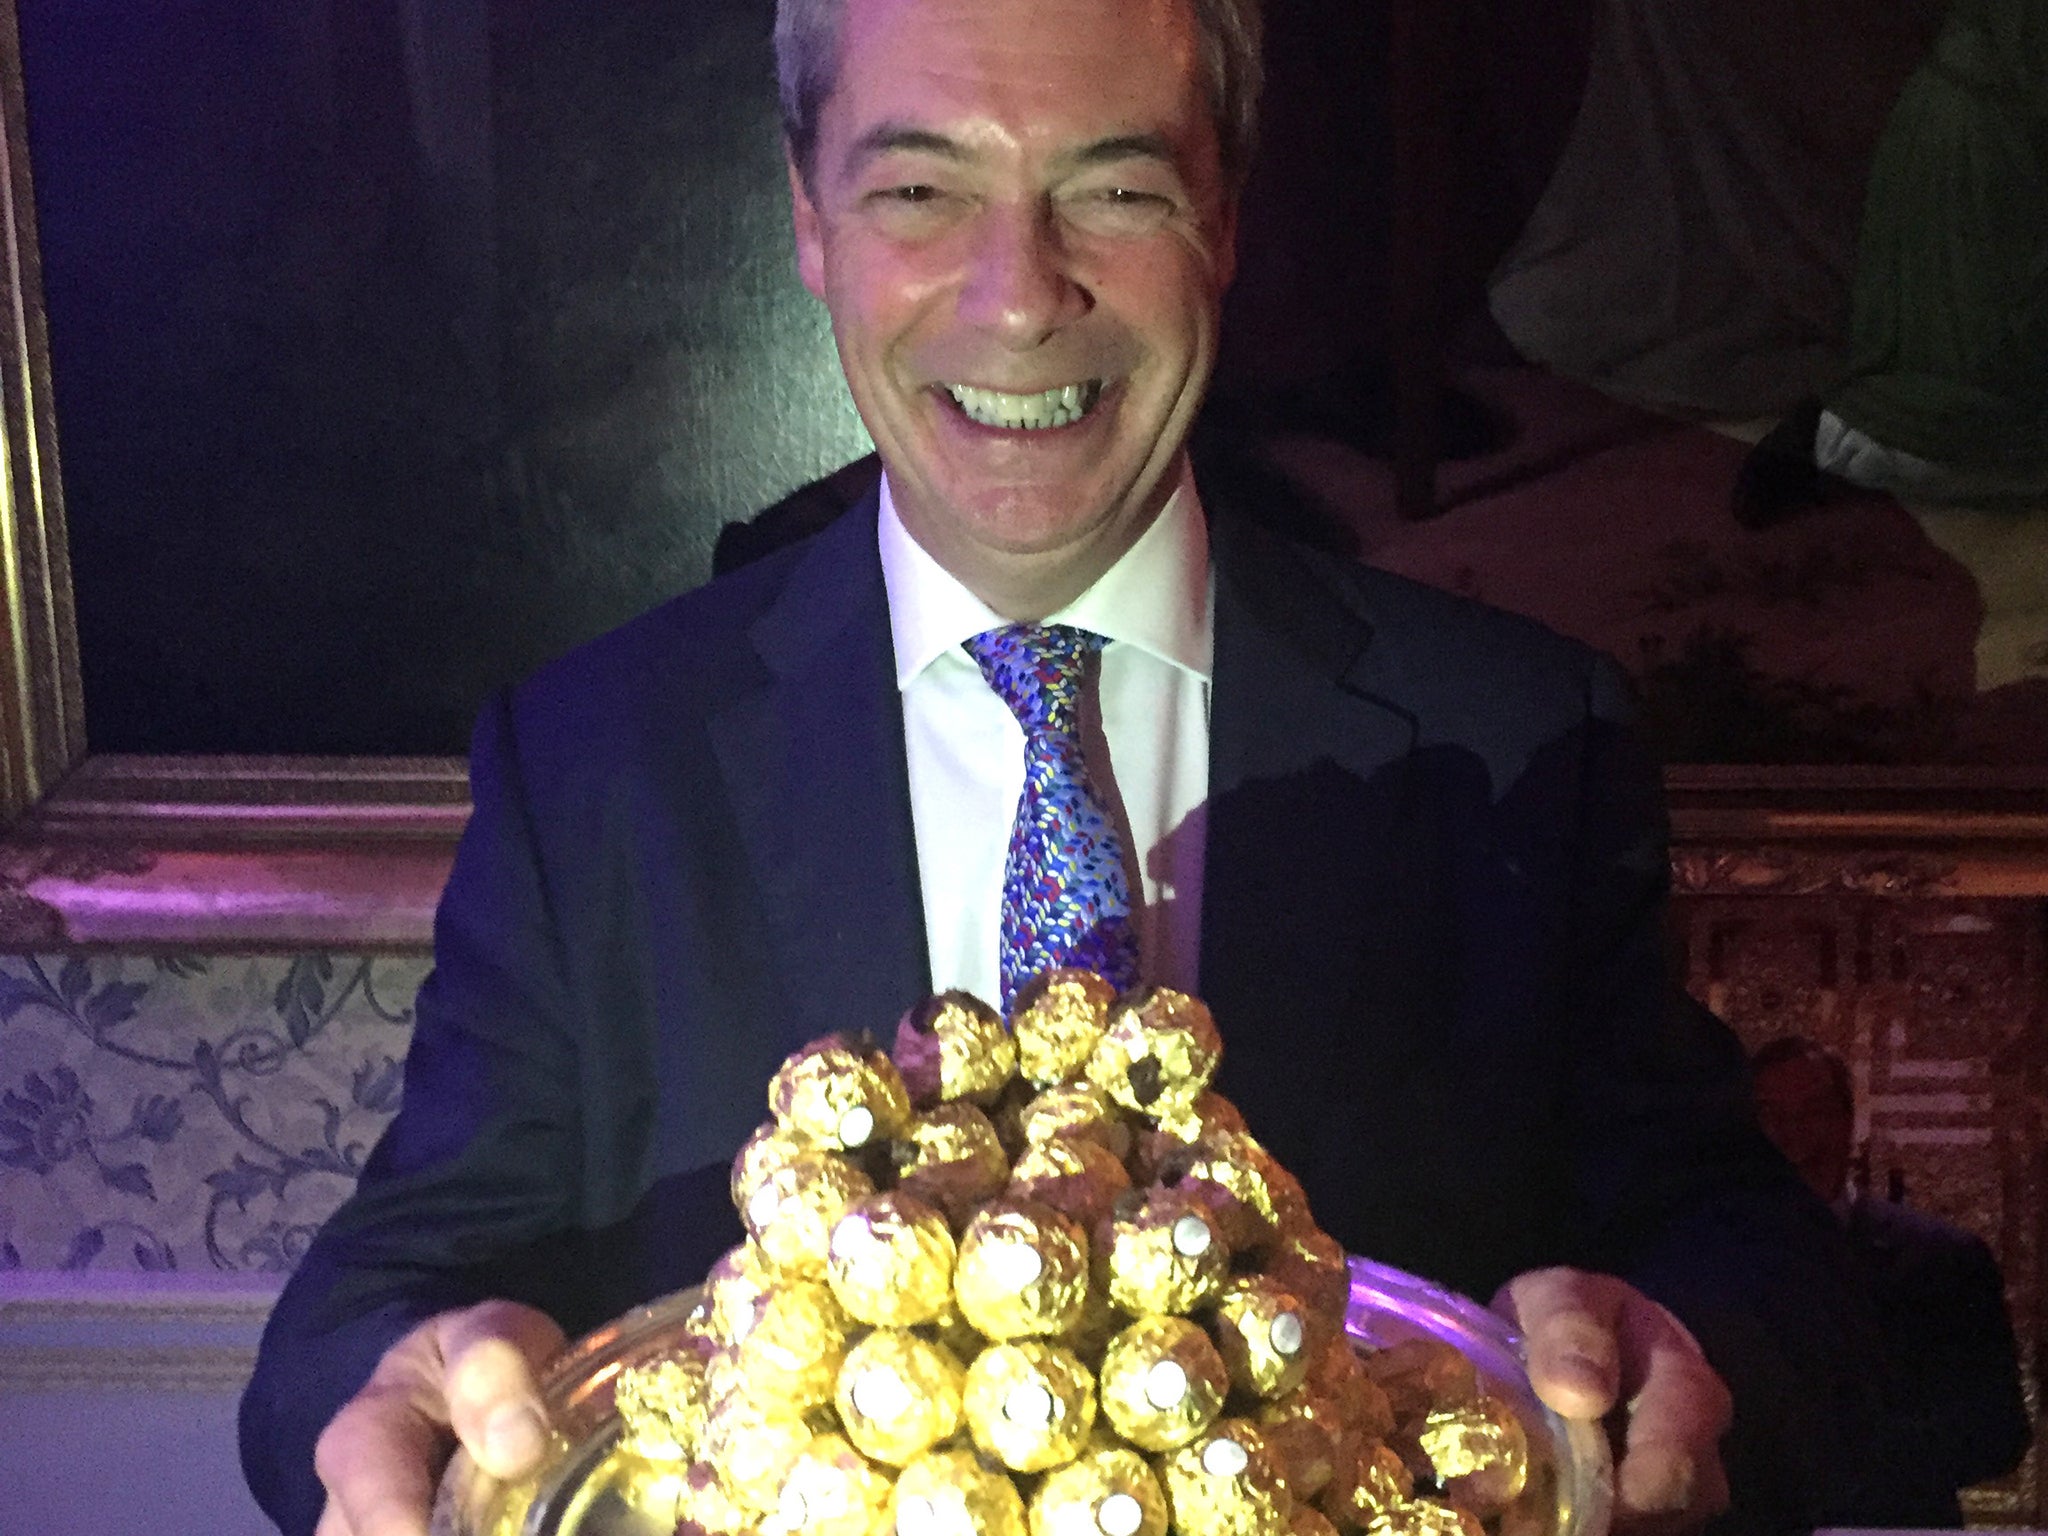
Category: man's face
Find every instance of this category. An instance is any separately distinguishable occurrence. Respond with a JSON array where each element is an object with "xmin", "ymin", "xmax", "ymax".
[
  {"xmin": 1752, "ymin": 1056, "xmax": 1855, "ymax": 1202},
  {"xmin": 789, "ymin": 0, "xmax": 1237, "ymax": 617}
]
